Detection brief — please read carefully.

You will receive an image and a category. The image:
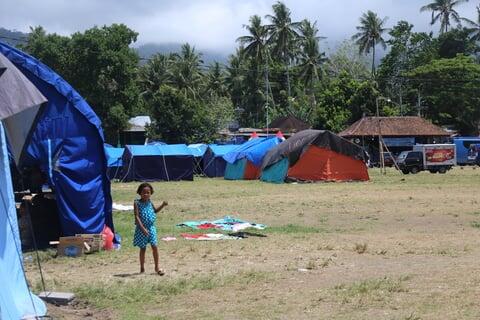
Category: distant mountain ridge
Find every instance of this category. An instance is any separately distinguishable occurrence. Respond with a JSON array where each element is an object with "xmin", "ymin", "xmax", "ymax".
[
  {"xmin": 0, "ymin": 27, "xmax": 230, "ymax": 65},
  {"xmin": 135, "ymin": 42, "xmax": 229, "ymax": 65},
  {"xmin": 0, "ymin": 28, "xmax": 29, "ymax": 47}
]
